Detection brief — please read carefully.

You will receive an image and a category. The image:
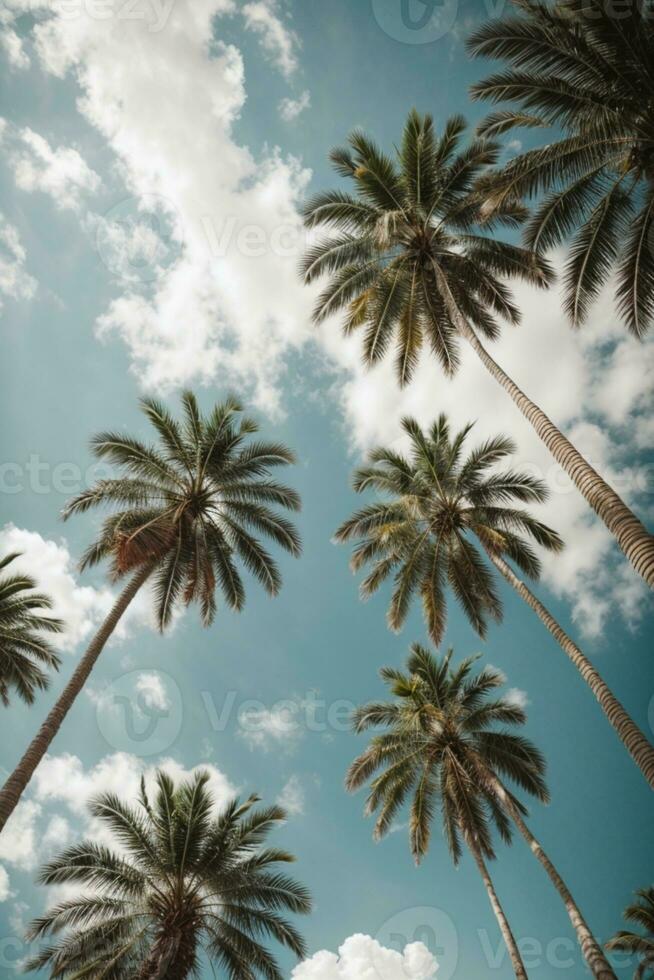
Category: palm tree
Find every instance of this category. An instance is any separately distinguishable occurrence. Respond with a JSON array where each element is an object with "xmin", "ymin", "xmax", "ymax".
[
  {"xmin": 0, "ymin": 392, "xmax": 301, "ymax": 834},
  {"xmin": 467, "ymin": 0, "xmax": 654, "ymax": 340},
  {"xmin": 335, "ymin": 414, "xmax": 654, "ymax": 789},
  {"xmin": 347, "ymin": 645, "xmax": 616, "ymax": 980},
  {"xmin": 25, "ymin": 769, "xmax": 312, "ymax": 979},
  {"xmin": 606, "ymin": 886, "xmax": 654, "ymax": 979},
  {"xmin": 302, "ymin": 110, "xmax": 654, "ymax": 589},
  {"xmin": 0, "ymin": 552, "xmax": 63, "ymax": 707}
]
